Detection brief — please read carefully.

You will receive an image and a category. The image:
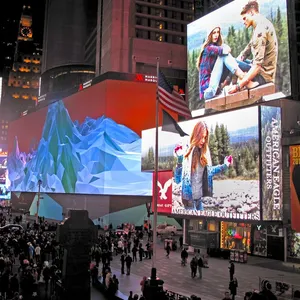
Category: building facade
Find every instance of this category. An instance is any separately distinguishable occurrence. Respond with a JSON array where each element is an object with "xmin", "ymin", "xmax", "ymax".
[
  {"xmin": 5, "ymin": 5, "xmax": 42, "ymax": 118},
  {"xmin": 40, "ymin": 0, "xmax": 97, "ymax": 96}
]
